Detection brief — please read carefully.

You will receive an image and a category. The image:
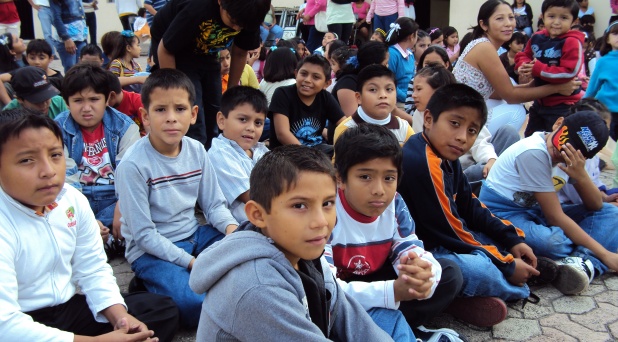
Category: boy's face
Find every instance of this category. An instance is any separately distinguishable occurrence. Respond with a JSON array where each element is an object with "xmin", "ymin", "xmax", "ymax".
[
  {"xmin": 248, "ymin": 171, "xmax": 337, "ymax": 270},
  {"xmin": 356, "ymin": 76, "xmax": 396, "ymax": 120},
  {"xmin": 216, "ymin": 103, "xmax": 266, "ymax": 154},
  {"xmin": 67, "ymin": 87, "xmax": 107, "ymax": 133},
  {"xmin": 423, "ymin": 107, "xmax": 482, "ymax": 161},
  {"xmin": 542, "ymin": 6, "xmax": 574, "ymax": 38},
  {"xmin": 414, "ymin": 37, "xmax": 430, "ymax": 61},
  {"xmin": 0, "ymin": 127, "xmax": 65, "ymax": 212},
  {"xmin": 26, "ymin": 52, "xmax": 53, "ymax": 71},
  {"xmin": 140, "ymin": 87, "xmax": 198, "ymax": 156},
  {"xmin": 19, "ymin": 98, "xmax": 51, "ymax": 115},
  {"xmin": 80, "ymin": 54, "xmax": 104, "ymax": 68},
  {"xmin": 295, "ymin": 63, "xmax": 330, "ymax": 100},
  {"xmin": 338, "ymin": 157, "xmax": 397, "ymax": 217},
  {"xmin": 220, "ymin": 49, "xmax": 231, "ymax": 75}
]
